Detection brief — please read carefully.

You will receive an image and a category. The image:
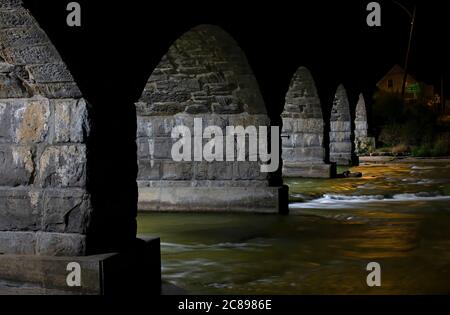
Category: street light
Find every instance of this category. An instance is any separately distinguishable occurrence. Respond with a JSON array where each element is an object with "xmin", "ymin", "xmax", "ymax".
[{"xmin": 392, "ymin": 1, "xmax": 417, "ymax": 98}]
